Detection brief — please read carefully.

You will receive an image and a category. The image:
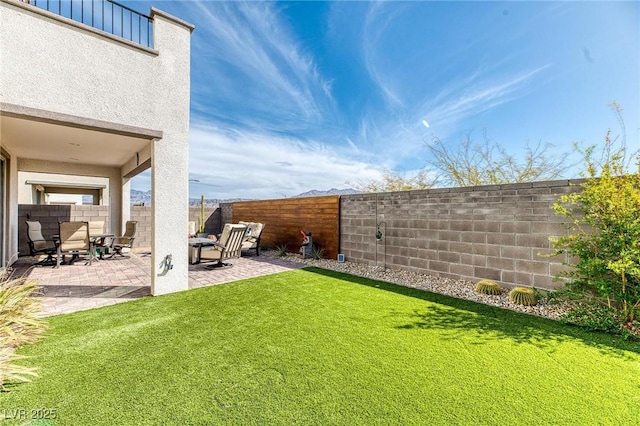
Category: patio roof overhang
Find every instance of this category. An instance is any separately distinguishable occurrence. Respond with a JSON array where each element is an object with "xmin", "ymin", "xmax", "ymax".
[
  {"xmin": 25, "ymin": 180, "xmax": 107, "ymax": 190},
  {"xmin": 0, "ymin": 103, "xmax": 161, "ymax": 171},
  {"xmin": 2, "ymin": 102, "xmax": 164, "ymax": 263}
]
